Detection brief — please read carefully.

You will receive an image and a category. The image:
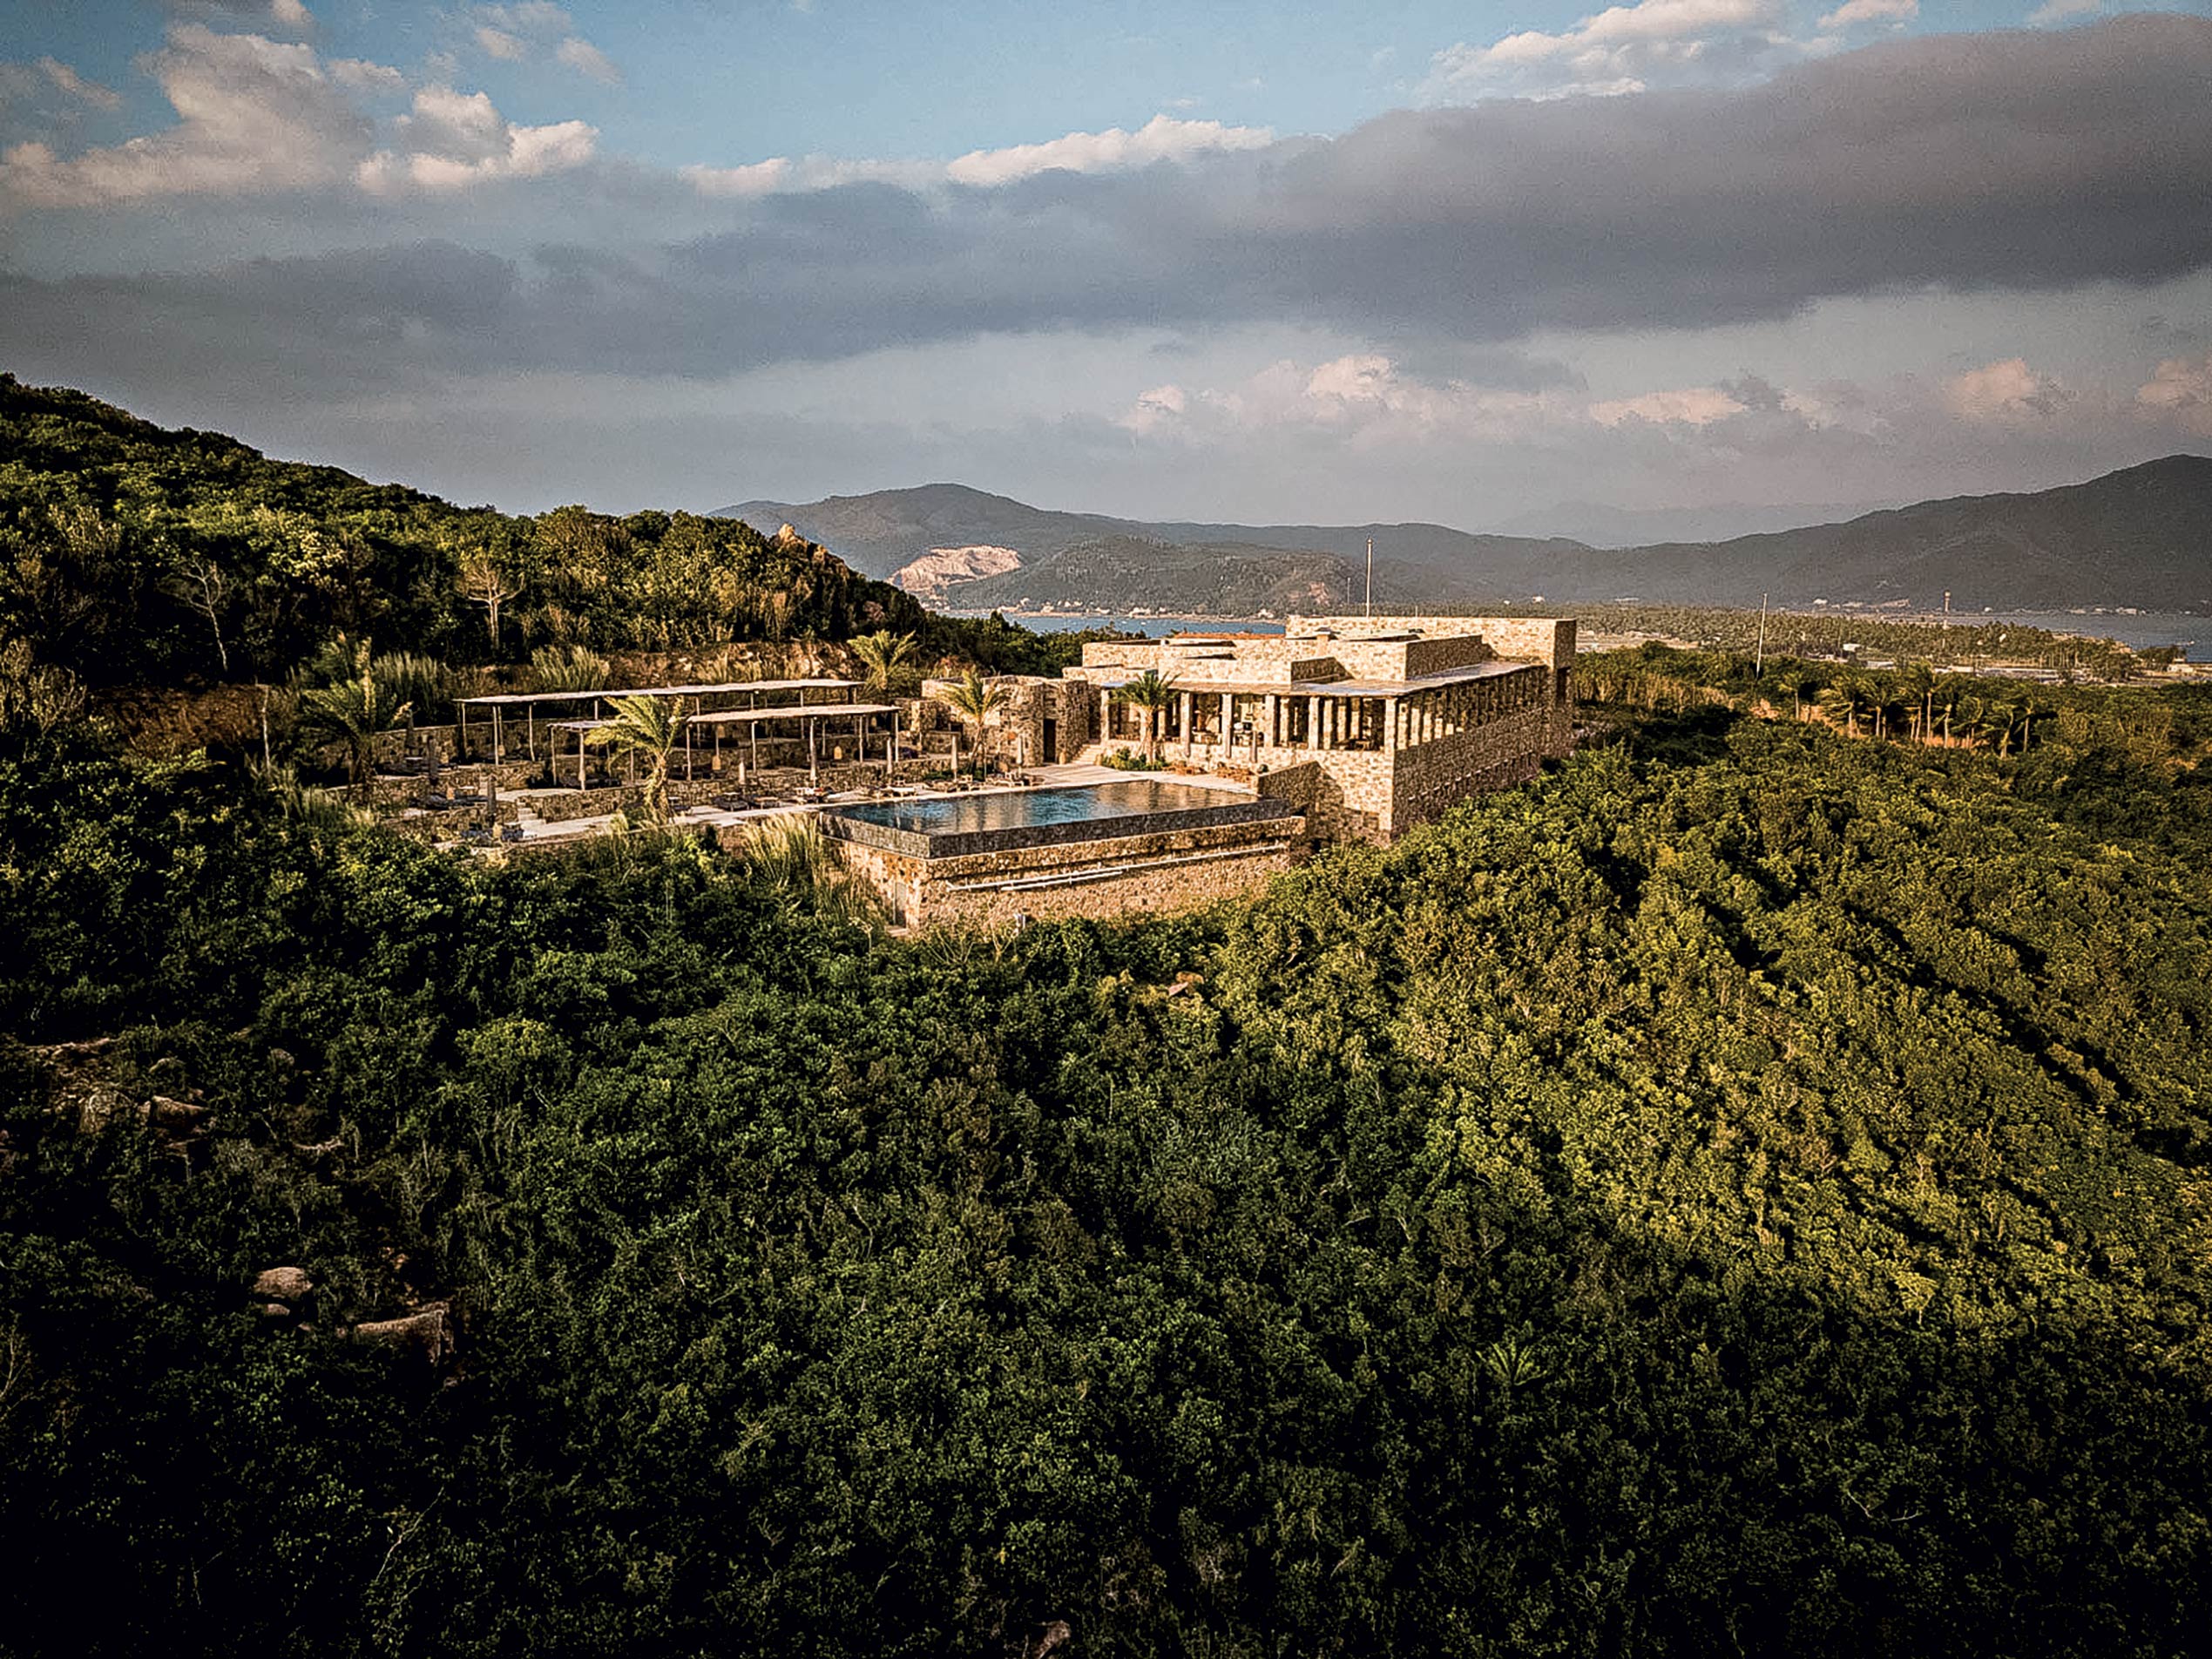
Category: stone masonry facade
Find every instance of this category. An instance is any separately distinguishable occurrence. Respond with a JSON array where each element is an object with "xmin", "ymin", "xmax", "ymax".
[{"xmin": 1048, "ymin": 614, "xmax": 1575, "ymax": 844}]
